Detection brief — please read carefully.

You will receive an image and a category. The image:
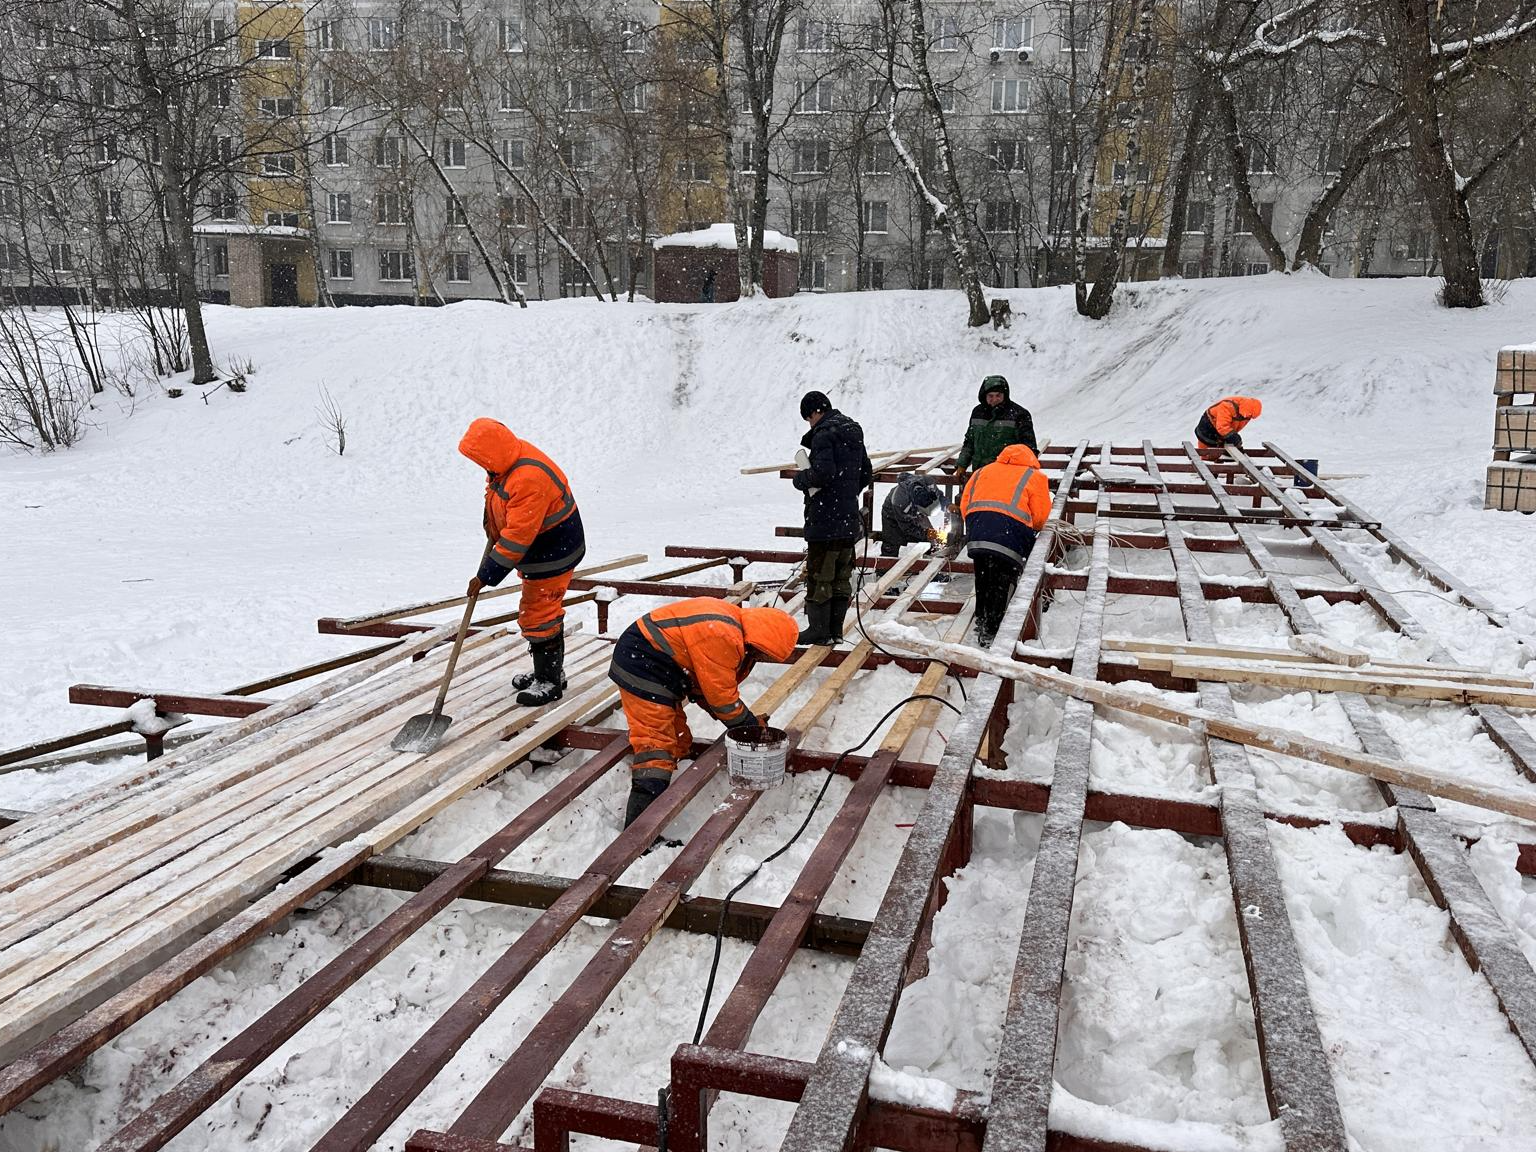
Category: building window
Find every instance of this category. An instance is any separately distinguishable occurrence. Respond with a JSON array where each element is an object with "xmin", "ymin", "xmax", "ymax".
[
  {"xmin": 984, "ymin": 200, "xmax": 1022, "ymax": 233},
  {"xmin": 624, "ymin": 82, "xmax": 649, "ymax": 112},
  {"xmin": 324, "ymin": 134, "xmax": 349, "ymax": 167},
  {"xmin": 559, "ymin": 139, "xmax": 593, "ymax": 171},
  {"xmin": 256, "ymin": 38, "xmax": 292, "ymax": 58},
  {"xmin": 93, "ymin": 137, "xmax": 119, "ymax": 165},
  {"xmin": 201, "ymin": 16, "xmax": 230, "ymax": 48},
  {"xmin": 441, "ymin": 138, "xmax": 467, "ymax": 168},
  {"xmin": 374, "ymin": 136, "xmax": 402, "ymax": 168},
  {"xmin": 501, "ymin": 194, "xmax": 530, "ymax": 227},
  {"xmin": 265, "ymin": 211, "xmax": 300, "ymax": 228},
  {"xmin": 1180, "ymin": 260, "xmax": 1202, "ymax": 279},
  {"xmin": 797, "ymin": 19, "xmax": 829, "ymax": 51},
  {"xmin": 993, "ymin": 15, "xmax": 1033, "ymax": 50},
  {"xmin": 1056, "ymin": 5, "xmax": 1090, "ymax": 52},
  {"xmin": 379, "ymin": 249, "xmax": 414, "ymax": 281},
  {"xmin": 1246, "ymin": 261, "xmax": 1271, "ymax": 276},
  {"xmin": 376, "ymin": 192, "xmax": 405, "ymax": 224},
  {"xmin": 500, "ymin": 15, "xmax": 525, "ymax": 52},
  {"xmin": 556, "ymin": 17, "xmax": 592, "ymax": 50},
  {"xmin": 259, "ymin": 97, "xmax": 295, "ymax": 120},
  {"xmin": 933, "ymin": 15, "xmax": 960, "ymax": 51},
  {"xmin": 560, "ymin": 196, "xmax": 584, "ymax": 228},
  {"xmin": 791, "ymin": 196, "xmax": 828, "ymax": 235},
  {"xmin": 564, "ymin": 80, "xmax": 594, "ymax": 111},
  {"xmin": 1184, "ymin": 200, "xmax": 1207, "ymax": 233},
  {"xmin": 100, "ymin": 188, "xmax": 123, "ymax": 220},
  {"xmin": 675, "ymin": 156, "xmax": 712, "ymax": 183},
  {"xmin": 327, "ymin": 191, "xmax": 352, "ymax": 223},
  {"xmin": 621, "ymin": 18, "xmax": 646, "ymax": 52},
  {"xmin": 91, "ymin": 77, "xmax": 116, "ymax": 108},
  {"xmin": 796, "ymin": 79, "xmax": 834, "ymax": 114},
  {"xmin": 1318, "ymin": 137, "xmax": 1344, "ymax": 175},
  {"xmin": 447, "ymin": 195, "xmax": 468, "ymax": 226},
  {"xmin": 919, "ymin": 258, "xmax": 946, "ymax": 289},
  {"xmin": 447, "ymin": 252, "xmax": 472, "ymax": 282},
  {"xmin": 317, "ymin": 18, "xmax": 340, "ymax": 50},
  {"xmin": 1236, "ymin": 200, "xmax": 1275, "ymax": 234},
  {"xmin": 210, "ymin": 240, "xmax": 229, "ymax": 277},
  {"xmin": 322, "ymin": 75, "xmax": 347, "ymax": 108},
  {"xmin": 508, "ymin": 251, "xmax": 528, "ymax": 282},
  {"xmin": 1111, "ymin": 161, "xmax": 1150, "ymax": 185},
  {"xmin": 800, "ymin": 254, "xmax": 826, "ymax": 289},
  {"xmin": 866, "ymin": 79, "xmax": 891, "ymax": 111},
  {"xmin": 857, "ymin": 258, "xmax": 885, "ymax": 290},
  {"xmin": 208, "ymin": 78, "xmax": 232, "ymax": 107},
  {"xmin": 793, "ymin": 139, "xmax": 831, "ymax": 173},
  {"xmin": 1247, "ymin": 138, "xmax": 1278, "ymax": 175},
  {"xmin": 437, "ymin": 19, "xmax": 465, "ymax": 51},
  {"xmin": 328, "ymin": 248, "xmax": 353, "ymax": 279},
  {"xmin": 262, "ymin": 153, "xmax": 298, "ymax": 176},
  {"xmin": 991, "ymin": 79, "xmax": 1028, "ymax": 114},
  {"xmin": 499, "ymin": 139, "xmax": 526, "ymax": 168},
  {"xmin": 368, "ymin": 17, "xmax": 398, "ymax": 50},
  {"xmin": 499, "ymin": 76, "xmax": 524, "ymax": 112},
  {"xmin": 740, "ymin": 140, "xmax": 759, "ymax": 174},
  {"xmin": 990, "ymin": 139, "xmax": 1026, "ymax": 171},
  {"xmin": 862, "ymin": 140, "xmax": 893, "ymax": 175},
  {"xmin": 211, "ymin": 185, "xmax": 238, "ymax": 220},
  {"xmin": 862, "ymin": 200, "xmax": 888, "ymax": 234}
]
